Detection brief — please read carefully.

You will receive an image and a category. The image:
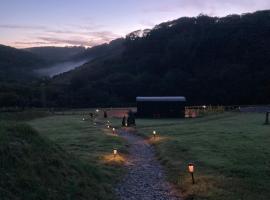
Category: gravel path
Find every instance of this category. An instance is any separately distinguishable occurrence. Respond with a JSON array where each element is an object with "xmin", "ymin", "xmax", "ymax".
[{"xmin": 116, "ymin": 130, "xmax": 181, "ymax": 200}]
